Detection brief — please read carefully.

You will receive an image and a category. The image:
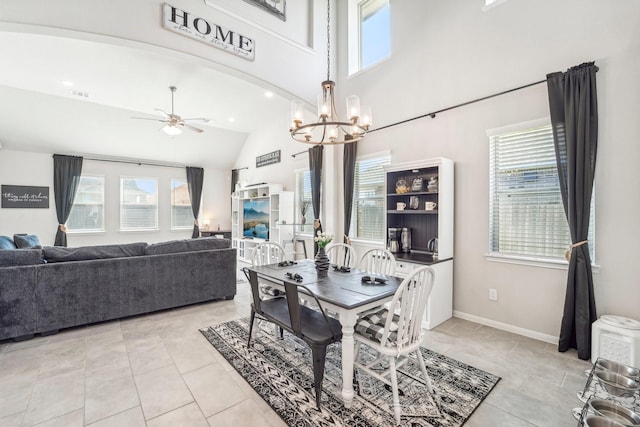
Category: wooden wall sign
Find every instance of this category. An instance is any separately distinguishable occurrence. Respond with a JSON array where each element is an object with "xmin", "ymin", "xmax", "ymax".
[
  {"xmin": 163, "ymin": 3, "xmax": 255, "ymax": 61},
  {"xmin": 256, "ymin": 150, "xmax": 281, "ymax": 168},
  {"xmin": 1, "ymin": 185, "xmax": 50, "ymax": 208}
]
